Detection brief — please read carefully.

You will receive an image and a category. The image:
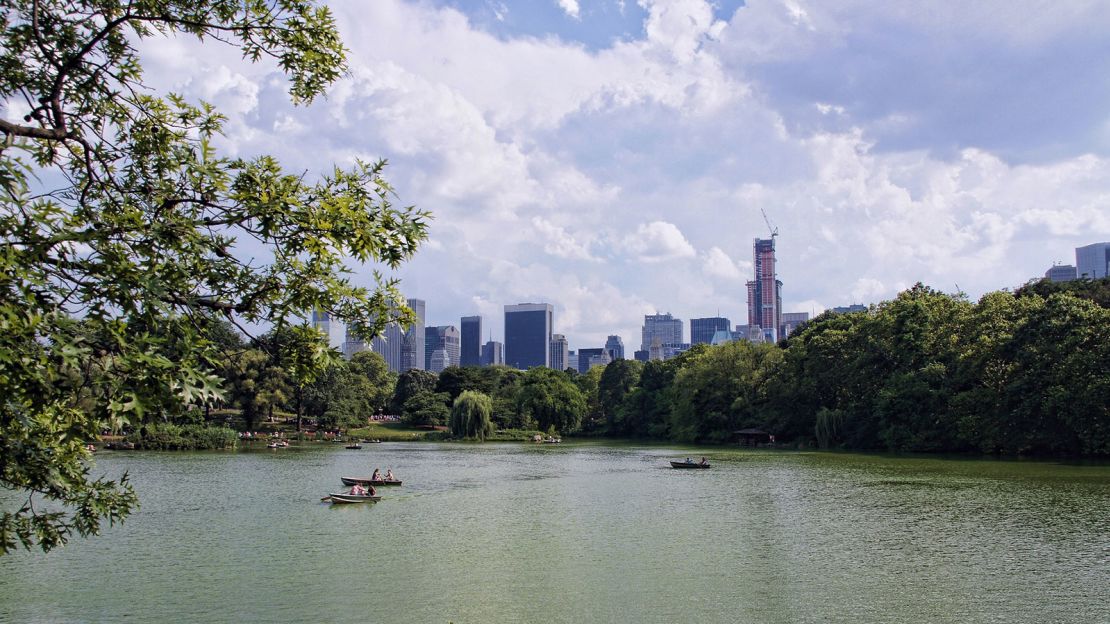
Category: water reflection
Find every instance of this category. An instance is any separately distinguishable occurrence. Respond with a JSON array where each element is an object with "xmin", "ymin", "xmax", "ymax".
[{"xmin": 0, "ymin": 444, "xmax": 1106, "ymax": 623}]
